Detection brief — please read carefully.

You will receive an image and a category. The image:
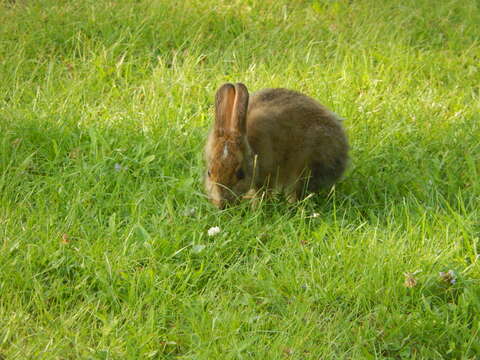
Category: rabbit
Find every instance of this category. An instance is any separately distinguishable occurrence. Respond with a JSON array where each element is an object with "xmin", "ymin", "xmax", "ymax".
[{"xmin": 204, "ymin": 82, "xmax": 349, "ymax": 209}]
